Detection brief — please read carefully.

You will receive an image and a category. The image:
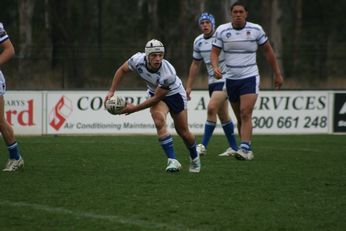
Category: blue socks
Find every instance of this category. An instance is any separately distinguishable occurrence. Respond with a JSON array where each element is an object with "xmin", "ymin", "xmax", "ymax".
[
  {"xmin": 159, "ymin": 135, "xmax": 176, "ymax": 159},
  {"xmin": 222, "ymin": 120, "xmax": 238, "ymax": 150},
  {"xmin": 202, "ymin": 120, "xmax": 238, "ymax": 151},
  {"xmin": 8, "ymin": 142, "xmax": 21, "ymax": 160},
  {"xmin": 201, "ymin": 121, "xmax": 216, "ymax": 148},
  {"xmin": 160, "ymin": 135, "xmax": 198, "ymax": 160},
  {"xmin": 185, "ymin": 140, "xmax": 198, "ymax": 160}
]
